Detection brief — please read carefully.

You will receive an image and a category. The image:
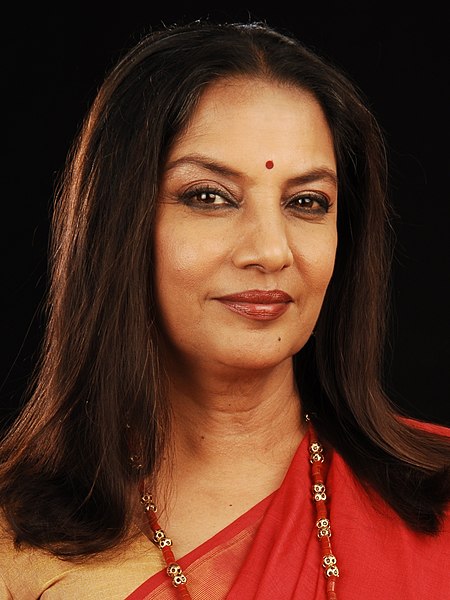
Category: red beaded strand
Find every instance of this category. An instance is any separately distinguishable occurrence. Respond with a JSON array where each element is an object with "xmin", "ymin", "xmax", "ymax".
[
  {"xmin": 308, "ymin": 421, "xmax": 340, "ymax": 600},
  {"xmin": 140, "ymin": 420, "xmax": 338, "ymax": 599},
  {"xmin": 140, "ymin": 487, "xmax": 192, "ymax": 599}
]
